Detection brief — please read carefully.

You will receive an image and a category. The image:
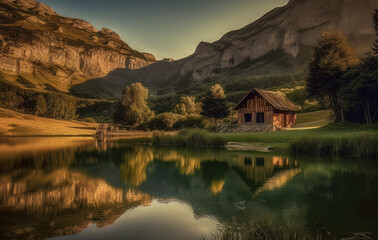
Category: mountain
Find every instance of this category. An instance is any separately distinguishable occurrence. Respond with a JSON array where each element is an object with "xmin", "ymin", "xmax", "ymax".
[
  {"xmin": 0, "ymin": 0, "xmax": 155, "ymax": 92},
  {"xmin": 72, "ymin": 0, "xmax": 376, "ymax": 100}
]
